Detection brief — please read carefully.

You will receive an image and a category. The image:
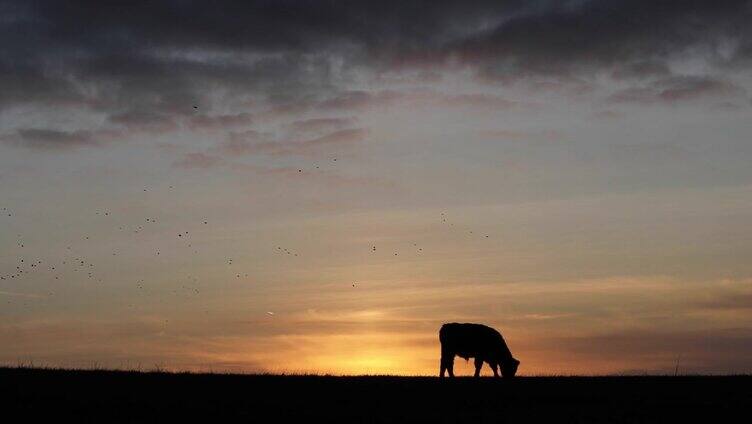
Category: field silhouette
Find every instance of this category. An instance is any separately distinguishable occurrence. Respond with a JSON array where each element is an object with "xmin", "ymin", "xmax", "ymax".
[{"xmin": 3, "ymin": 367, "xmax": 750, "ymax": 423}]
